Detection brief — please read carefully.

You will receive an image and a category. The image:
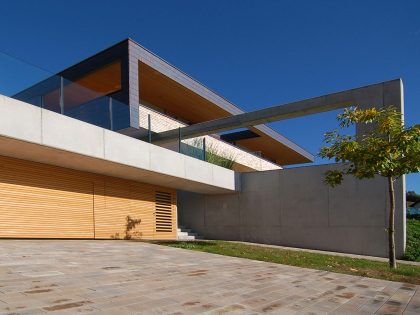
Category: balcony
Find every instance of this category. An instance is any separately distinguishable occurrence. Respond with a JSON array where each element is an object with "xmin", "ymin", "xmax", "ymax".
[
  {"xmin": 138, "ymin": 103, "xmax": 281, "ymax": 172},
  {"xmin": 12, "ymin": 75, "xmax": 130, "ymax": 132}
]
